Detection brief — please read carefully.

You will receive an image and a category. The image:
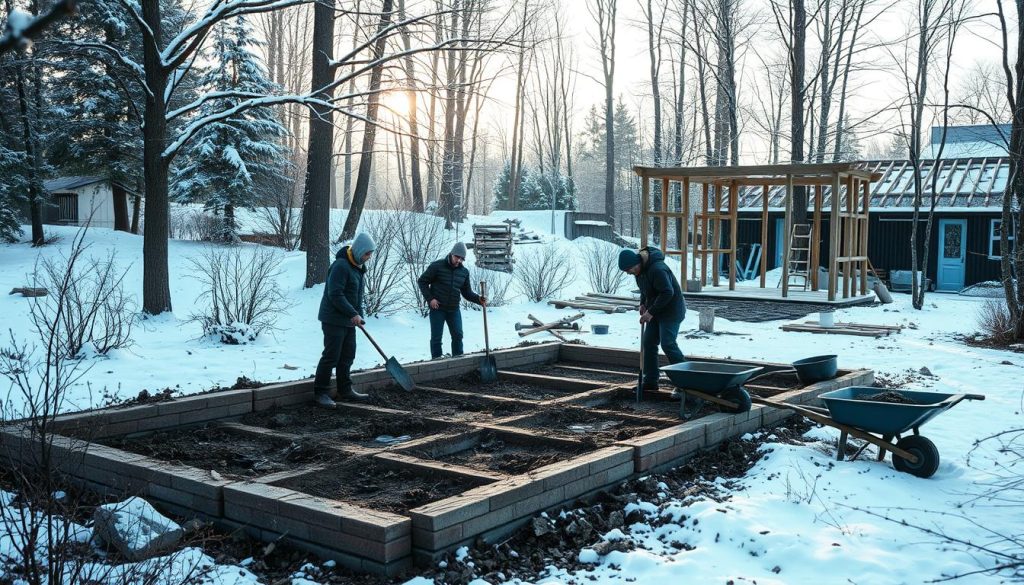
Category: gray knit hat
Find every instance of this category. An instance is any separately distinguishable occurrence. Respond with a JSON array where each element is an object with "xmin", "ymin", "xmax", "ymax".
[
  {"xmin": 451, "ymin": 242, "xmax": 468, "ymax": 258},
  {"xmin": 351, "ymin": 232, "xmax": 376, "ymax": 261}
]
